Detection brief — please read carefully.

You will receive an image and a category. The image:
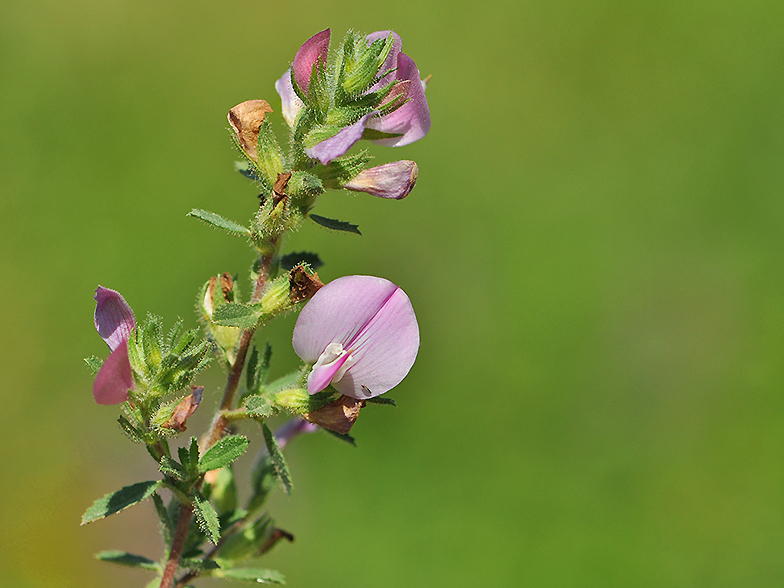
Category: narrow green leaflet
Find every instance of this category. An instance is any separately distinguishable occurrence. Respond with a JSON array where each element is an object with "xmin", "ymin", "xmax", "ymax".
[
  {"xmin": 309, "ymin": 214, "xmax": 361, "ymax": 235},
  {"xmin": 188, "ymin": 209, "xmax": 250, "ymax": 236},
  {"xmin": 199, "ymin": 435, "xmax": 250, "ymax": 473},
  {"xmin": 192, "ymin": 490, "xmax": 221, "ymax": 544},
  {"xmin": 95, "ymin": 550, "xmax": 161, "ymax": 572},
  {"xmin": 366, "ymin": 397, "xmax": 397, "ymax": 407},
  {"xmin": 117, "ymin": 415, "xmax": 144, "ymax": 443},
  {"xmin": 262, "ymin": 423, "xmax": 292, "ymax": 496},
  {"xmin": 159, "ymin": 456, "xmax": 188, "ymax": 481},
  {"xmin": 81, "ymin": 480, "xmax": 161, "ymax": 524},
  {"xmin": 212, "ymin": 302, "xmax": 262, "ymax": 329},
  {"xmin": 152, "ymin": 493, "xmax": 173, "ymax": 544},
  {"xmin": 214, "ymin": 568, "xmax": 286, "ymax": 584},
  {"xmin": 325, "ymin": 429, "xmax": 357, "ymax": 446},
  {"xmin": 180, "ymin": 558, "xmax": 220, "ymax": 571}
]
